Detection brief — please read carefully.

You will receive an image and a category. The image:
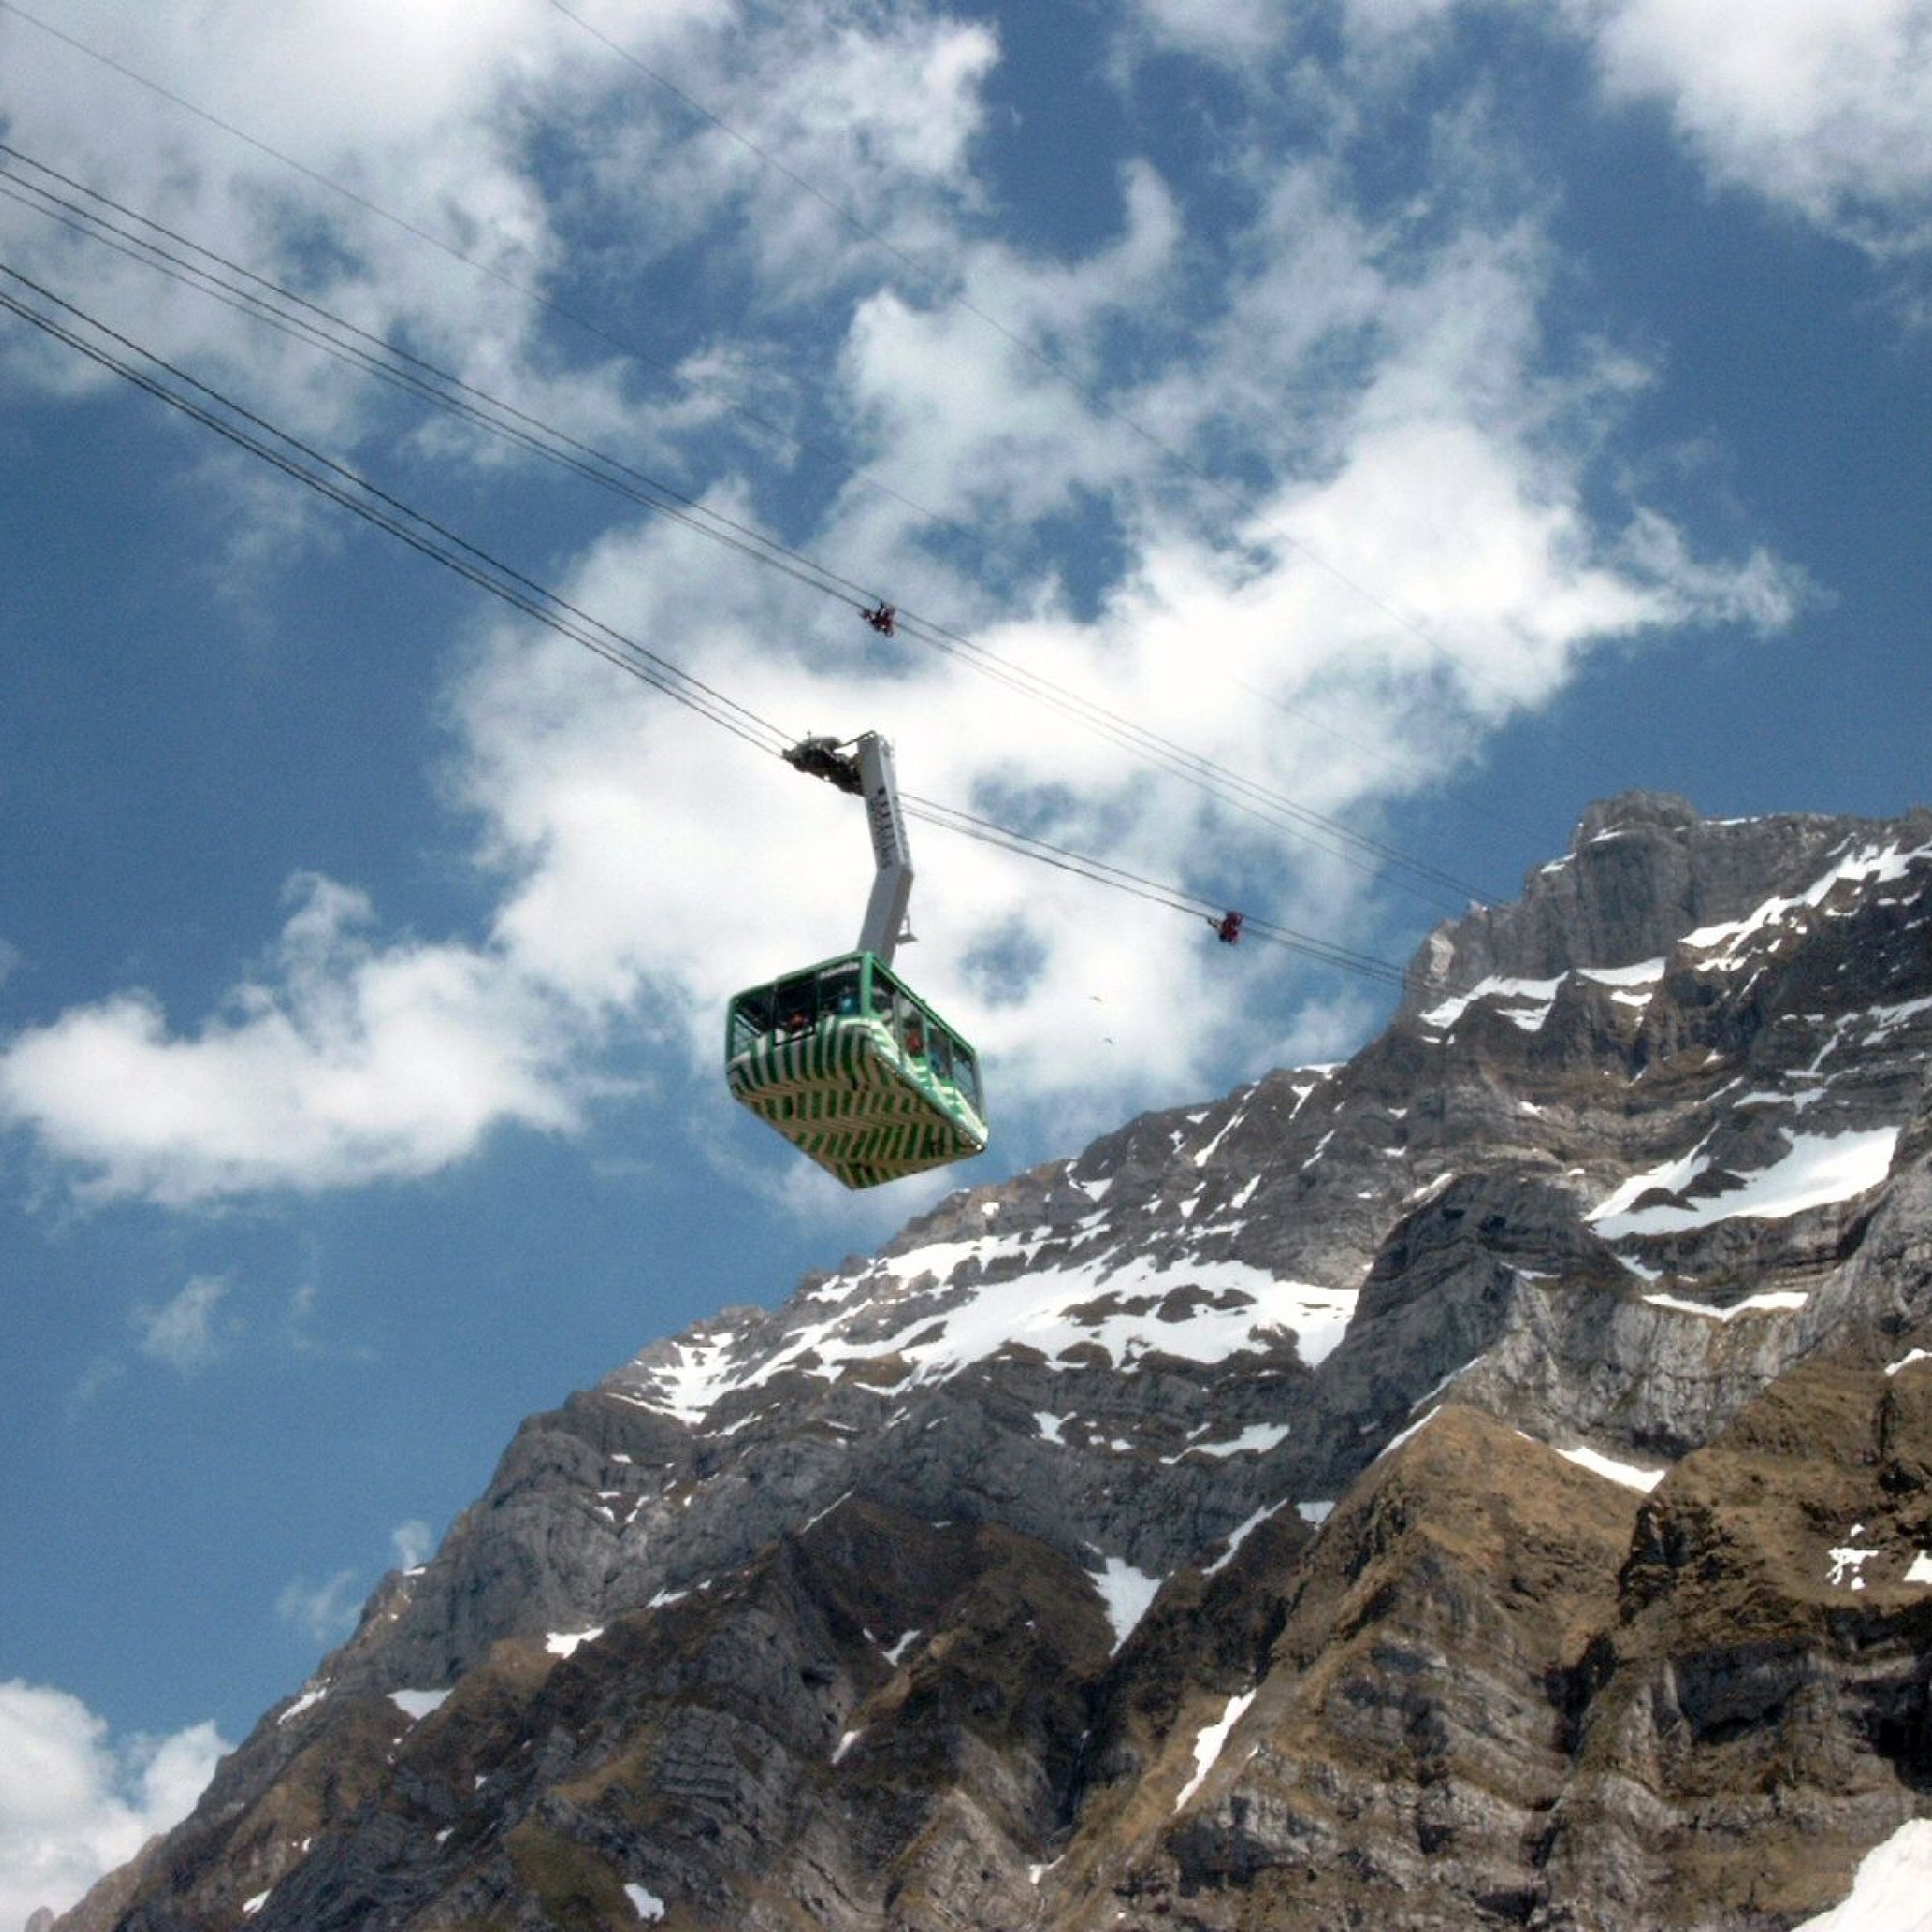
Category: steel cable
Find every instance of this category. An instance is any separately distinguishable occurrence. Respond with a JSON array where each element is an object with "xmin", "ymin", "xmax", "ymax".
[{"xmin": 0, "ymin": 259, "xmax": 1414, "ymax": 987}]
